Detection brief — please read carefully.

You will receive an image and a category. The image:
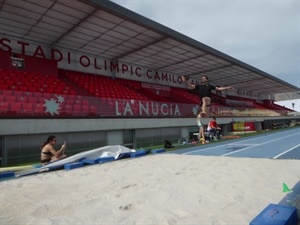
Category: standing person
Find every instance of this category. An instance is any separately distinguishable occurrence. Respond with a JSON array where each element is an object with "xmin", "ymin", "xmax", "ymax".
[
  {"xmin": 197, "ymin": 112, "xmax": 205, "ymax": 144},
  {"xmin": 181, "ymin": 75, "xmax": 233, "ymax": 117},
  {"xmin": 40, "ymin": 135, "xmax": 67, "ymax": 164},
  {"xmin": 207, "ymin": 116, "xmax": 222, "ymax": 140}
]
